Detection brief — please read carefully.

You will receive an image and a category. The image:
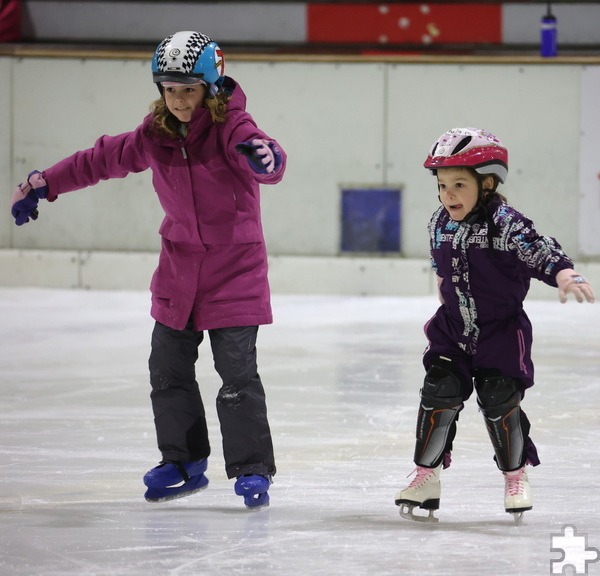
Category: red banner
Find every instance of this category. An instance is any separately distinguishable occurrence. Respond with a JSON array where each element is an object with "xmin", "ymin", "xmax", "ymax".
[{"xmin": 308, "ymin": 3, "xmax": 501, "ymax": 45}]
